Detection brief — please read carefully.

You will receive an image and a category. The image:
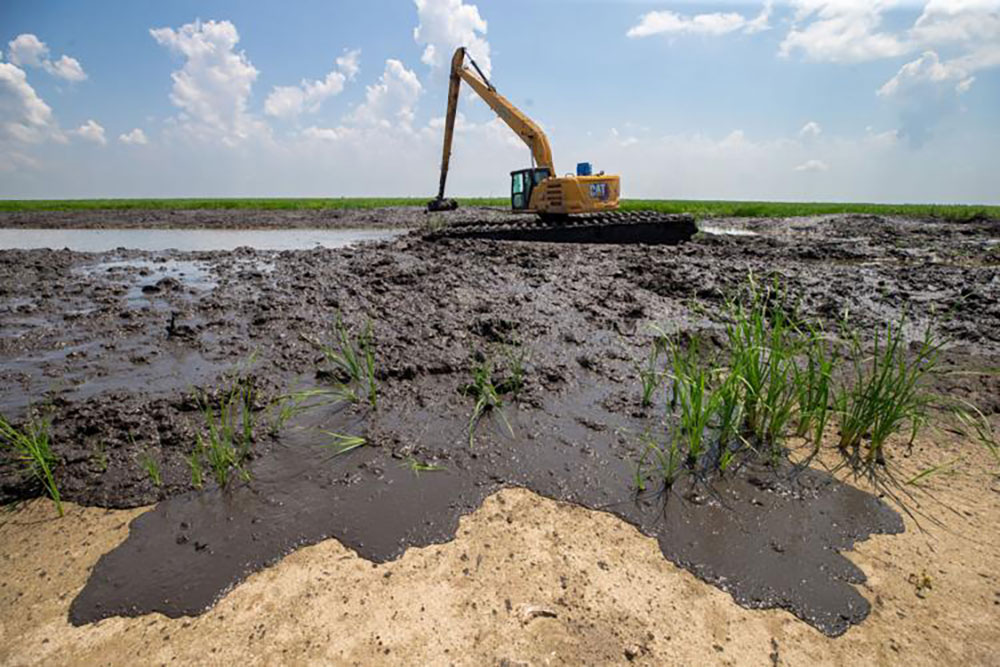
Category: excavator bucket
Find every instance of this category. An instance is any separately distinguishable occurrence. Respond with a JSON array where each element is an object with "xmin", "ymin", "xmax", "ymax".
[{"xmin": 427, "ymin": 197, "xmax": 459, "ymax": 212}]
